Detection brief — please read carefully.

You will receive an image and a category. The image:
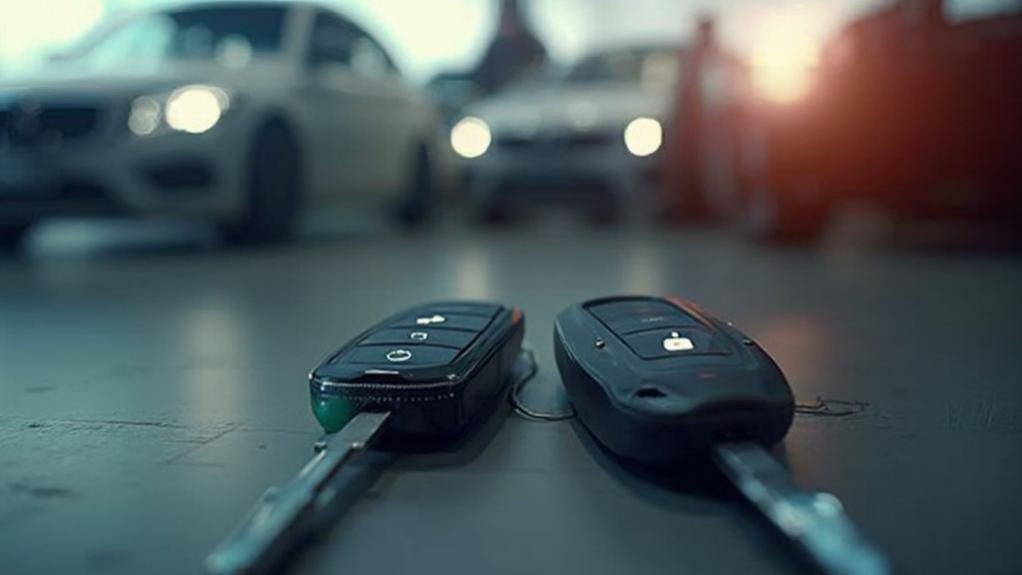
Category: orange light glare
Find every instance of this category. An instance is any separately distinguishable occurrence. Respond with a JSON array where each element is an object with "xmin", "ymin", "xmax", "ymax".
[{"xmin": 750, "ymin": 16, "xmax": 820, "ymax": 104}]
